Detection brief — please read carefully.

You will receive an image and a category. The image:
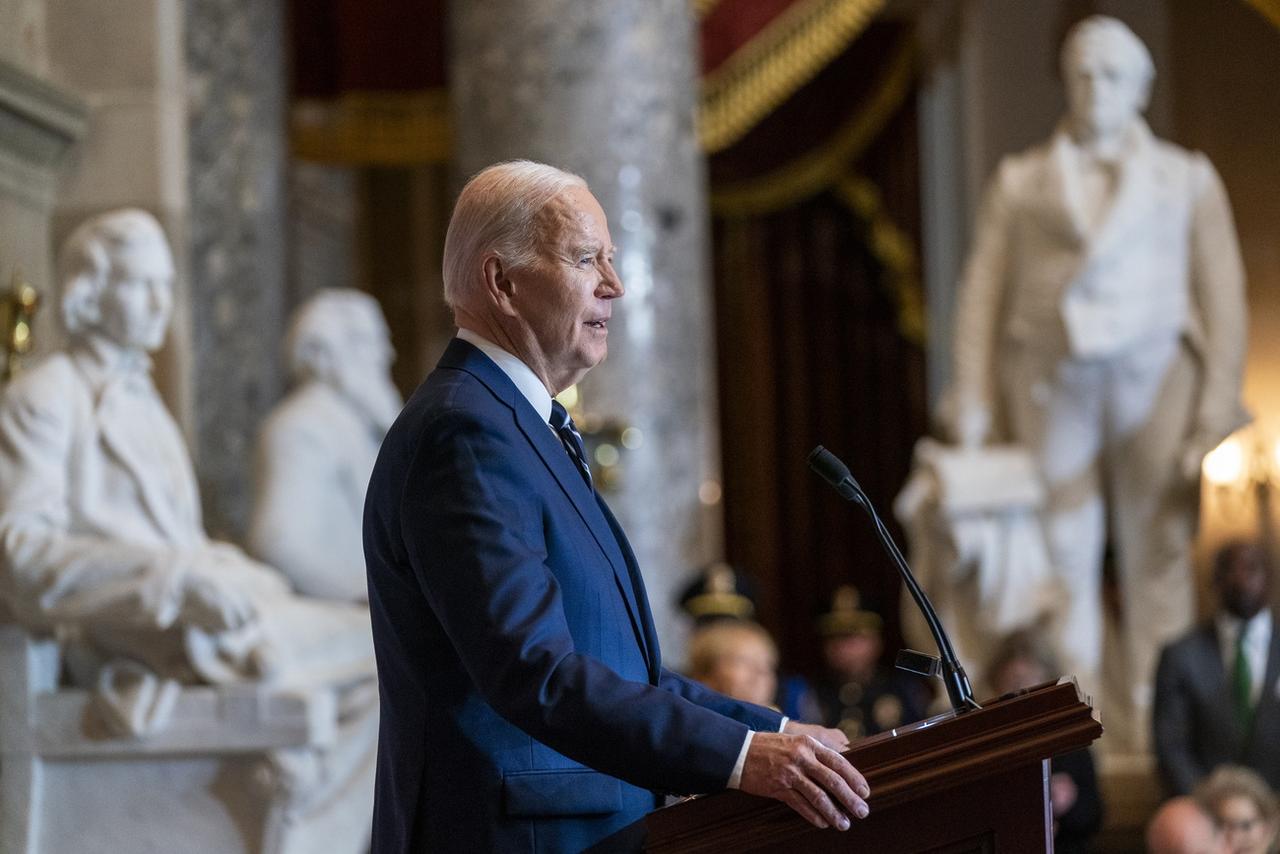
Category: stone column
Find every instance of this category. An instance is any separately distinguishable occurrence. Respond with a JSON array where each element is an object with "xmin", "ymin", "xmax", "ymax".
[
  {"xmin": 449, "ymin": 0, "xmax": 720, "ymax": 657},
  {"xmin": 288, "ymin": 160, "xmax": 358, "ymax": 309},
  {"xmin": 184, "ymin": 0, "xmax": 289, "ymax": 539}
]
